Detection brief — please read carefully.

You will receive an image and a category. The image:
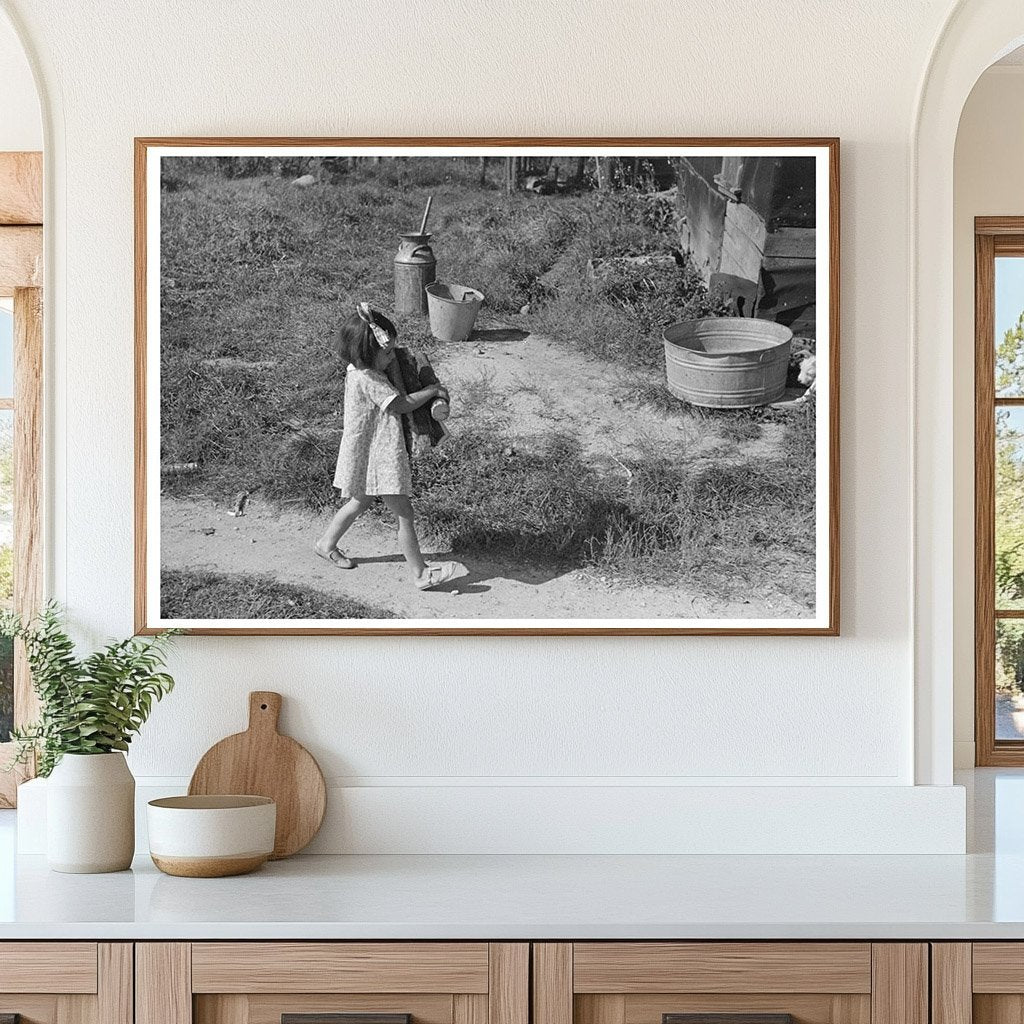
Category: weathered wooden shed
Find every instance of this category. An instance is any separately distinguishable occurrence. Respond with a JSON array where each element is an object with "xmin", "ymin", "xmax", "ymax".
[{"xmin": 674, "ymin": 155, "xmax": 817, "ymax": 337}]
